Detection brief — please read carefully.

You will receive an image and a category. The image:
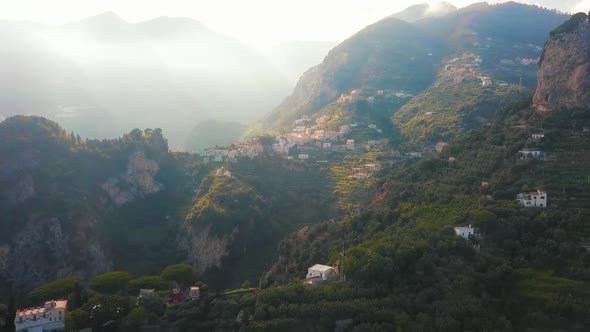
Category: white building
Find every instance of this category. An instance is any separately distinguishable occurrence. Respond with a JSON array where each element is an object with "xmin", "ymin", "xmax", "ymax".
[
  {"xmin": 518, "ymin": 149, "xmax": 544, "ymax": 160},
  {"xmin": 306, "ymin": 264, "xmax": 338, "ymax": 282},
  {"xmin": 435, "ymin": 142, "xmax": 448, "ymax": 152},
  {"xmin": 531, "ymin": 133, "xmax": 545, "ymax": 139},
  {"xmin": 346, "ymin": 139, "xmax": 355, "ymax": 150},
  {"xmin": 517, "ymin": 189, "xmax": 547, "ymax": 208},
  {"xmin": 190, "ymin": 286, "xmax": 200, "ymax": 300},
  {"xmin": 16, "ymin": 300, "xmax": 67, "ymax": 332},
  {"xmin": 454, "ymin": 225, "xmax": 474, "ymax": 239},
  {"xmin": 215, "ymin": 167, "xmax": 232, "ymax": 178},
  {"xmin": 481, "ymin": 77, "xmax": 493, "ymax": 87},
  {"xmin": 298, "ymin": 154, "xmax": 309, "ymax": 160},
  {"xmin": 323, "ymin": 142, "xmax": 332, "ymax": 150}
]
